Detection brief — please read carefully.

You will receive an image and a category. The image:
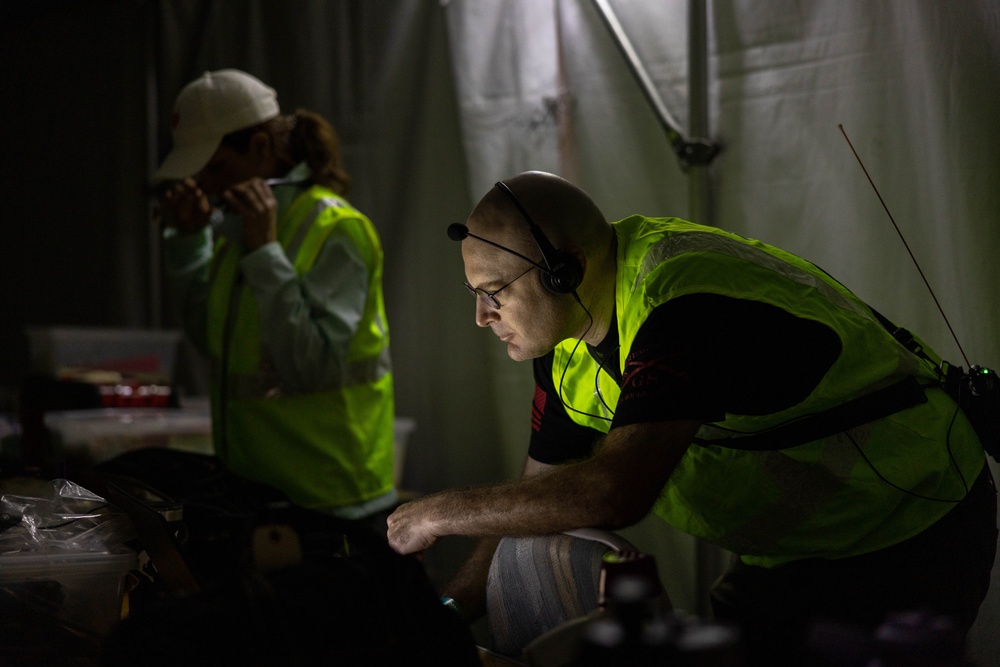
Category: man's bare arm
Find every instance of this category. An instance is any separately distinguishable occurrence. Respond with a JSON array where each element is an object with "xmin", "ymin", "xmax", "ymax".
[{"xmin": 386, "ymin": 420, "xmax": 699, "ymax": 554}]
